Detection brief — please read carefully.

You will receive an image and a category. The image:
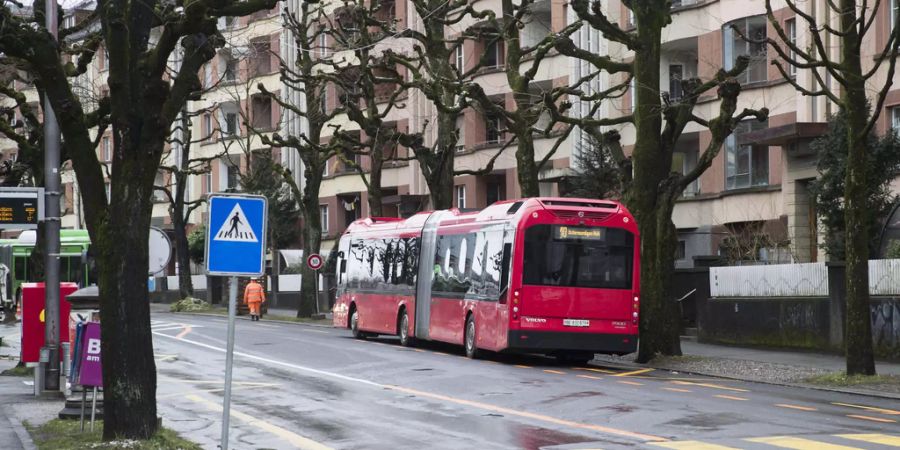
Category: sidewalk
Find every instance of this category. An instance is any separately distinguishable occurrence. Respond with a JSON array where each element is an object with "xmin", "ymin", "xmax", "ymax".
[
  {"xmin": 0, "ymin": 324, "xmax": 39, "ymax": 450},
  {"xmin": 597, "ymin": 337, "xmax": 900, "ymax": 400}
]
